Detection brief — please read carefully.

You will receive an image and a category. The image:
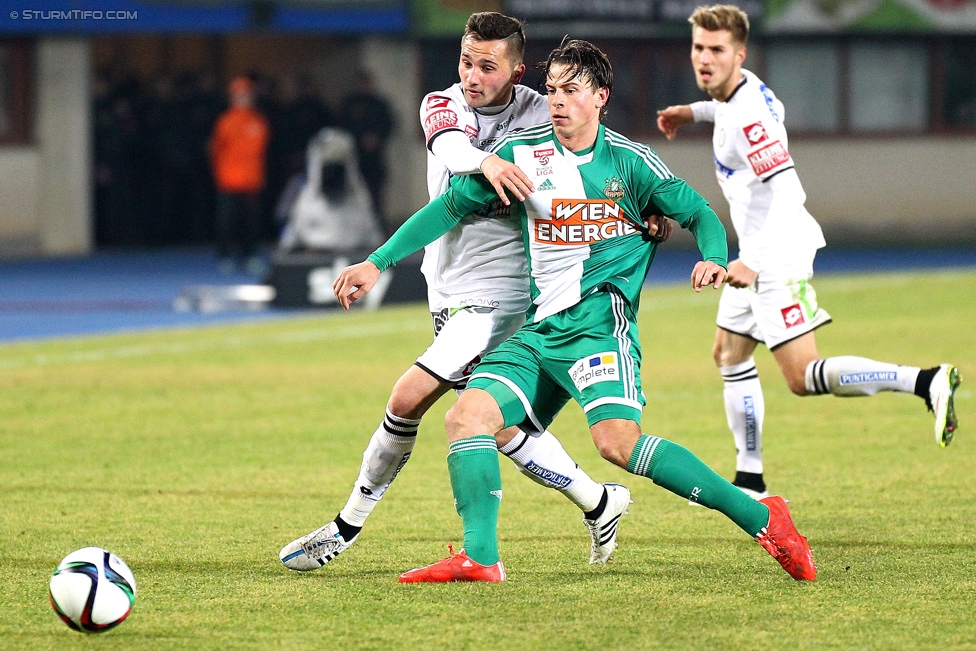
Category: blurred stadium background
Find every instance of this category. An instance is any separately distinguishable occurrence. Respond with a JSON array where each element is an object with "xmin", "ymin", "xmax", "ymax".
[{"xmin": 0, "ymin": 0, "xmax": 974, "ymax": 337}]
